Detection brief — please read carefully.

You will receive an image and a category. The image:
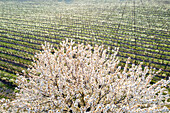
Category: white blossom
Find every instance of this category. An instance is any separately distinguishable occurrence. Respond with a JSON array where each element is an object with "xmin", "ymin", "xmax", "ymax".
[{"xmin": 0, "ymin": 39, "xmax": 169, "ymax": 112}]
